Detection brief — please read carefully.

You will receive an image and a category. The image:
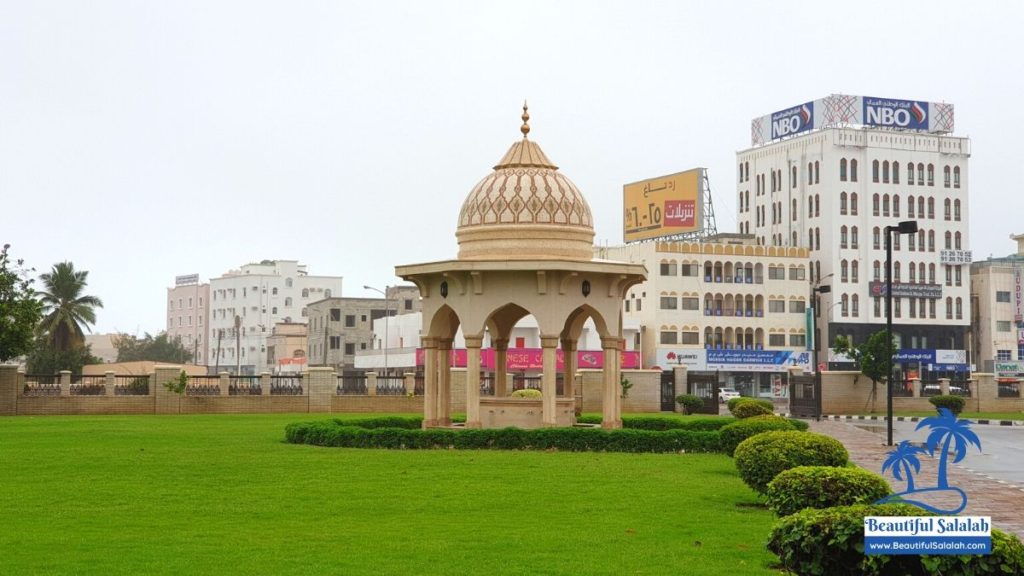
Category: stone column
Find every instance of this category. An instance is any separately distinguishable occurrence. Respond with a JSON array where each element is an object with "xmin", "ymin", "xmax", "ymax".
[
  {"xmin": 0, "ymin": 364, "xmax": 18, "ymax": 416},
  {"xmin": 422, "ymin": 337, "xmax": 438, "ymax": 428},
  {"xmin": 153, "ymin": 365, "xmax": 182, "ymax": 414},
  {"xmin": 939, "ymin": 378, "xmax": 950, "ymax": 396},
  {"xmin": 437, "ymin": 339, "xmax": 453, "ymax": 426},
  {"xmin": 975, "ymin": 373, "xmax": 997, "ymax": 412},
  {"xmin": 261, "ymin": 372, "xmax": 271, "ymax": 396},
  {"xmin": 910, "ymin": 378, "xmax": 922, "ymax": 398},
  {"xmin": 403, "ymin": 372, "xmax": 416, "ymax": 396},
  {"xmin": 673, "ymin": 366, "xmax": 688, "ymax": 413},
  {"xmin": 218, "ymin": 372, "xmax": 230, "ymax": 396},
  {"xmin": 366, "ymin": 372, "xmax": 378, "ymax": 396},
  {"xmin": 493, "ymin": 338, "xmax": 509, "ymax": 397},
  {"xmin": 541, "ymin": 336, "xmax": 559, "ymax": 426},
  {"xmin": 465, "ymin": 336, "xmax": 483, "ymax": 428},
  {"xmin": 601, "ymin": 337, "xmax": 623, "ymax": 429},
  {"xmin": 104, "ymin": 371, "xmax": 116, "ymax": 396},
  {"xmin": 59, "ymin": 370, "xmax": 71, "ymax": 396},
  {"xmin": 306, "ymin": 367, "xmax": 335, "ymax": 413},
  {"xmin": 561, "ymin": 338, "xmax": 577, "ymax": 398}
]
